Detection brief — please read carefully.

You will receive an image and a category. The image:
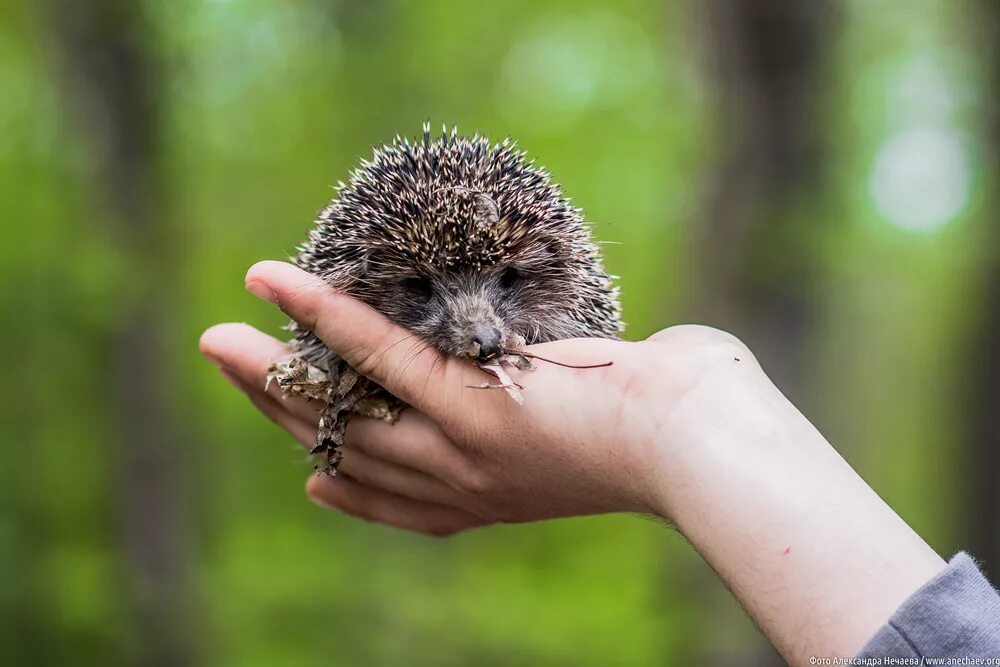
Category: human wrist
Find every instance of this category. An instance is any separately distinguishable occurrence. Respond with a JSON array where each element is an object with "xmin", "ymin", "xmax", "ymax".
[
  {"xmin": 639, "ymin": 345, "xmax": 777, "ymax": 523},
  {"xmin": 642, "ymin": 353, "xmax": 945, "ymax": 662}
]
